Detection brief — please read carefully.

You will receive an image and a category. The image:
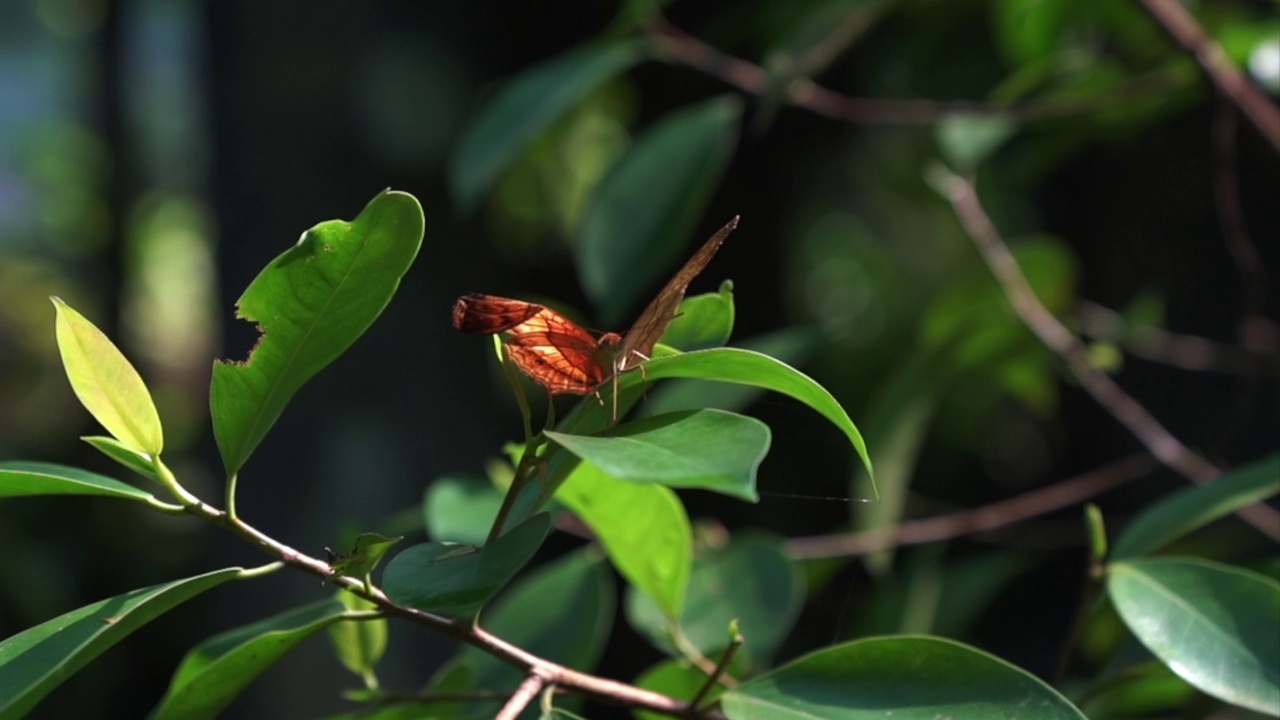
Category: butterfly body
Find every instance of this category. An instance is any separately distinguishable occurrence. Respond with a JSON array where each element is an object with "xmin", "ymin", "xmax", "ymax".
[{"xmin": 453, "ymin": 216, "xmax": 739, "ymax": 405}]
